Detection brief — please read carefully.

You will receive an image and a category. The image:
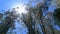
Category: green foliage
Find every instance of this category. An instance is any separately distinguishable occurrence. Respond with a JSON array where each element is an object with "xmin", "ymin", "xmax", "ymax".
[
  {"xmin": 54, "ymin": 8, "xmax": 60, "ymax": 26},
  {"xmin": 54, "ymin": 29, "xmax": 60, "ymax": 34},
  {"xmin": 0, "ymin": 13, "xmax": 3, "ymax": 19},
  {"xmin": 0, "ymin": 9, "xmax": 17, "ymax": 34},
  {"xmin": 57, "ymin": 22, "xmax": 60, "ymax": 26},
  {"xmin": 54, "ymin": 8, "xmax": 60, "ymax": 21}
]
